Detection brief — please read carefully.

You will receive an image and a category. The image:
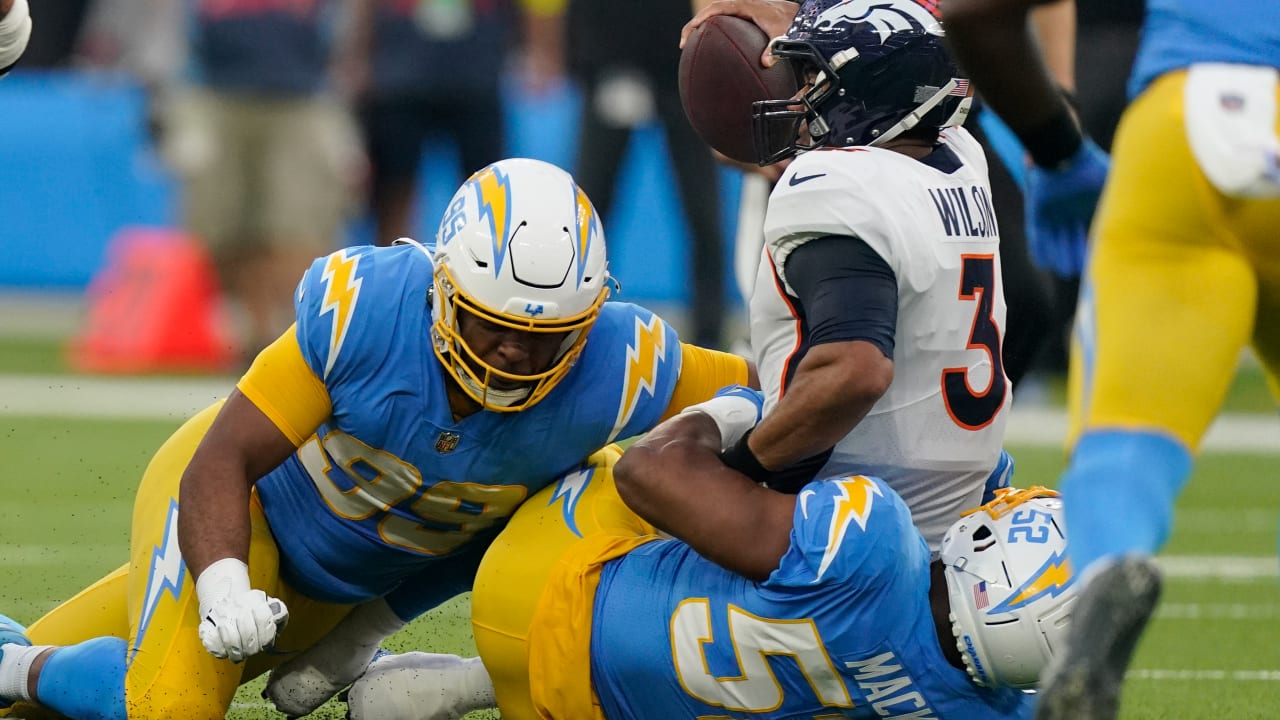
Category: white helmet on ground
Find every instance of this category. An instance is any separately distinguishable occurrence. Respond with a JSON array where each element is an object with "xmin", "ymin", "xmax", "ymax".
[
  {"xmin": 430, "ymin": 158, "xmax": 611, "ymax": 411},
  {"xmin": 940, "ymin": 487, "xmax": 1077, "ymax": 689}
]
